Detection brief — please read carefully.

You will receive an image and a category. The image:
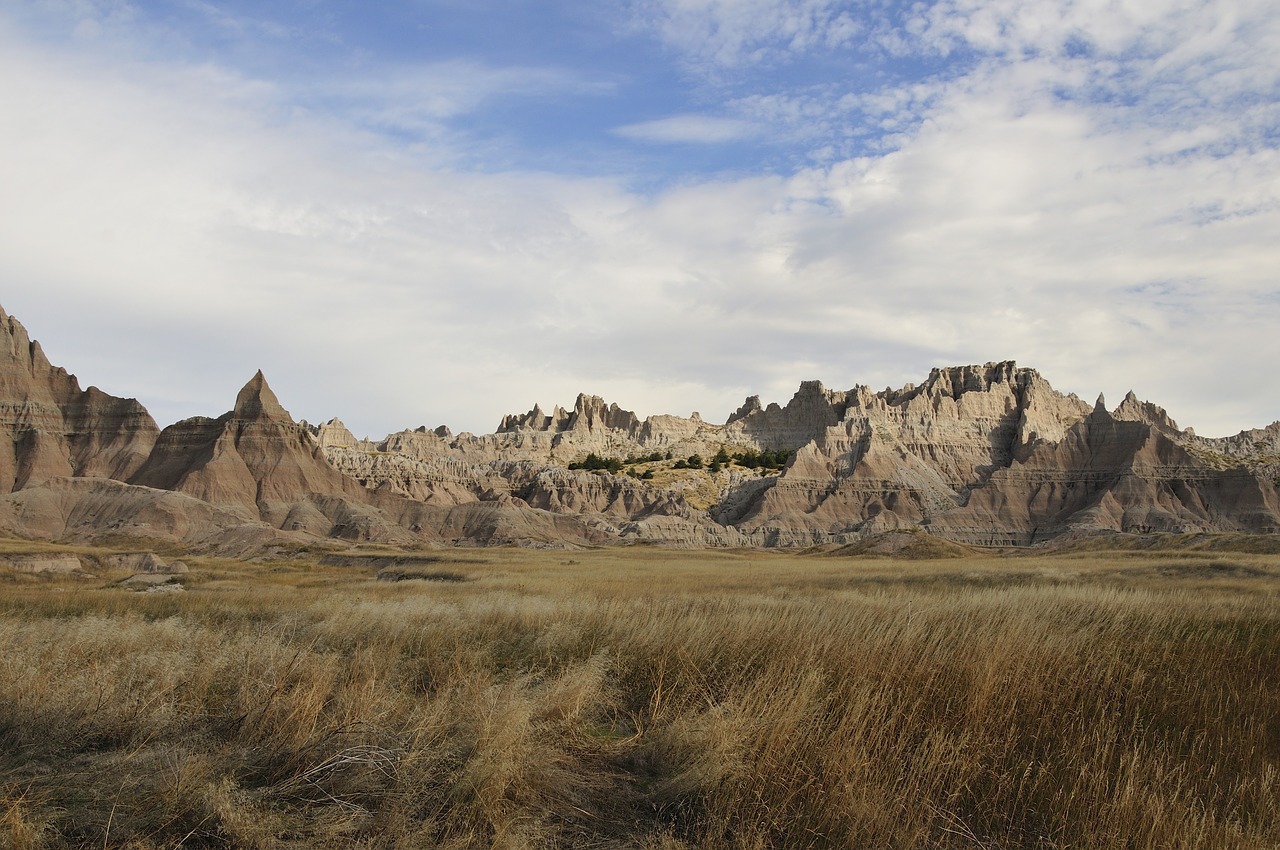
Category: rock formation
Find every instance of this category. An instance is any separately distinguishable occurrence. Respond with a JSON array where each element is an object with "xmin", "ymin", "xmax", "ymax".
[
  {"xmin": 129, "ymin": 371, "xmax": 374, "ymax": 529},
  {"xmin": 929, "ymin": 399, "xmax": 1280, "ymax": 544},
  {"xmin": 0, "ymin": 306, "xmax": 158, "ymax": 492},
  {"xmin": 314, "ymin": 359, "xmax": 1279, "ymax": 548},
  {"xmin": 0, "ymin": 304, "xmax": 1276, "ymax": 551}
]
